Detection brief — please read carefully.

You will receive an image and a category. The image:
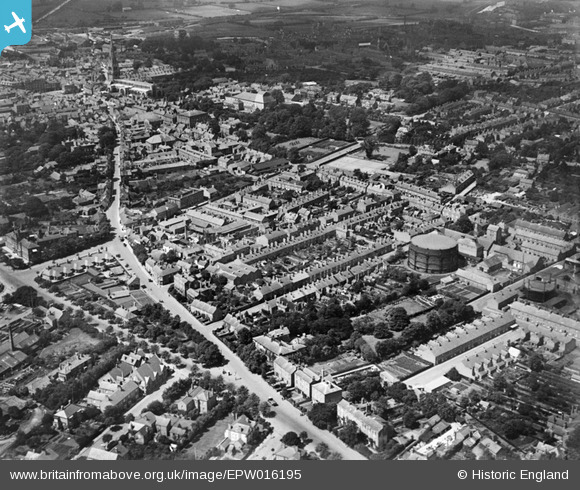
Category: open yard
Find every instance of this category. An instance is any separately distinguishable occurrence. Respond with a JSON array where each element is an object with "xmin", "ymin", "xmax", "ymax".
[
  {"xmin": 368, "ymin": 297, "xmax": 433, "ymax": 321},
  {"xmin": 326, "ymin": 155, "xmax": 389, "ymax": 175},
  {"xmin": 180, "ymin": 413, "xmax": 234, "ymax": 460},
  {"xmin": 39, "ymin": 328, "xmax": 100, "ymax": 359}
]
